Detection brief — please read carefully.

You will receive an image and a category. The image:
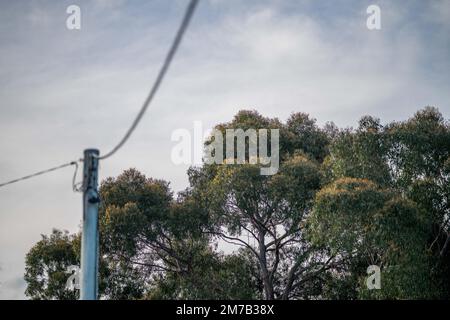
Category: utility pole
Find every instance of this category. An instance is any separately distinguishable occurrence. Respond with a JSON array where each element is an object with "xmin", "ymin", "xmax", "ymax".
[{"xmin": 80, "ymin": 149, "xmax": 100, "ymax": 300}]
